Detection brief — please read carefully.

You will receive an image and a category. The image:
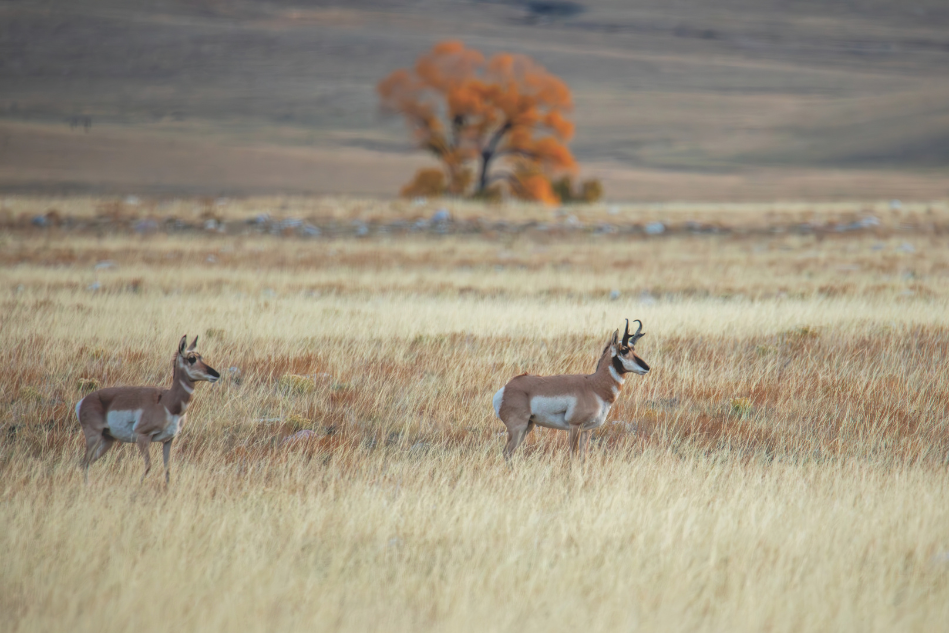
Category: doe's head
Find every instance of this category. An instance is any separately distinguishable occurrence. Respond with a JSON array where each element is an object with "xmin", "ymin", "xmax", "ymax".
[
  {"xmin": 177, "ymin": 334, "xmax": 220, "ymax": 383},
  {"xmin": 608, "ymin": 319, "xmax": 650, "ymax": 375}
]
